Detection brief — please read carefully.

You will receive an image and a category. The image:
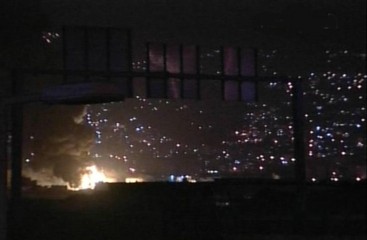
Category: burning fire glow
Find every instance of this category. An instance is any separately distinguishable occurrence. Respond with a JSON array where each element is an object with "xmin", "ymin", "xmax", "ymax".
[{"xmin": 68, "ymin": 165, "xmax": 115, "ymax": 191}]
